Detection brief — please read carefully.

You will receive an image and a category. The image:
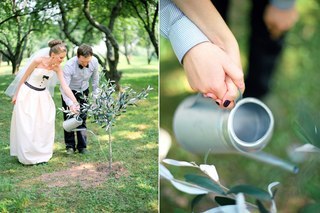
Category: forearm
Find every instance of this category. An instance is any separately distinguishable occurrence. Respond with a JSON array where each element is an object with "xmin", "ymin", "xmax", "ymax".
[
  {"xmin": 61, "ymin": 84, "xmax": 78, "ymax": 106},
  {"xmin": 92, "ymin": 67, "xmax": 100, "ymax": 93},
  {"xmin": 172, "ymin": 0, "xmax": 241, "ymax": 67},
  {"xmin": 57, "ymin": 69, "xmax": 78, "ymax": 106}
]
